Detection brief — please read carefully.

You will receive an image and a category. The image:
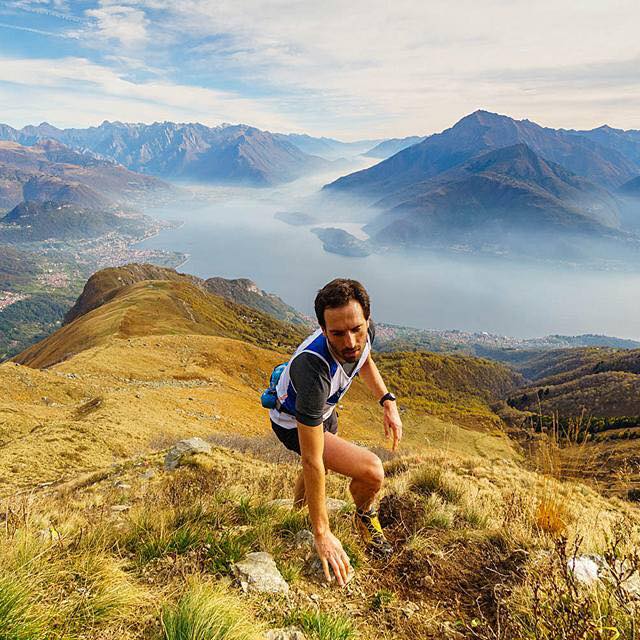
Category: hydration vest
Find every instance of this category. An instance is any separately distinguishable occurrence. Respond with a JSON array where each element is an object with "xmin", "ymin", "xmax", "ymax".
[{"xmin": 269, "ymin": 327, "xmax": 371, "ymax": 429}]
